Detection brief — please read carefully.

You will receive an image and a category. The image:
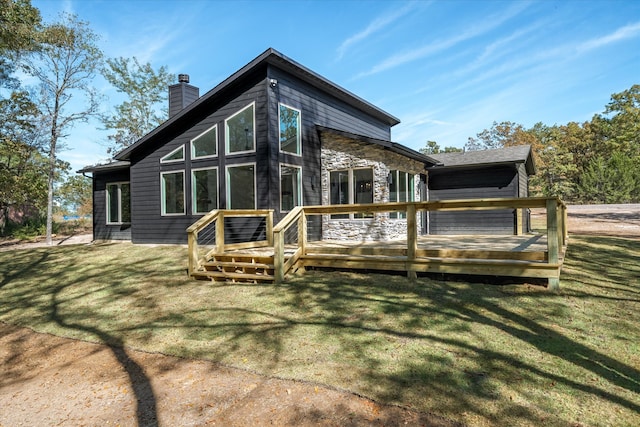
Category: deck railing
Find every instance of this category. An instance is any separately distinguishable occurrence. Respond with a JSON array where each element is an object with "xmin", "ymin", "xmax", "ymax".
[
  {"xmin": 272, "ymin": 197, "xmax": 567, "ymax": 289},
  {"xmin": 187, "ymin": 198, "xmax": 567, "ymax": 290},
  {"xmin": 186, "ymin": 209, "xmax": 273, "ymax": 276}
]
